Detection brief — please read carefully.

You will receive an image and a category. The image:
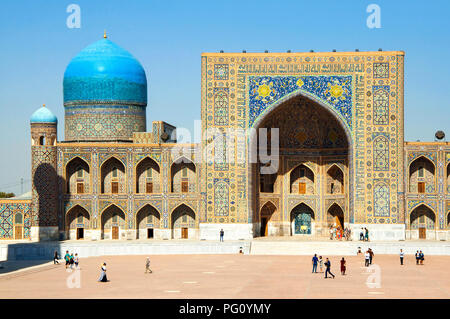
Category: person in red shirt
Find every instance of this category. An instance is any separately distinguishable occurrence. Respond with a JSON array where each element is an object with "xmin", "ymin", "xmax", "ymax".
[{"xmin": 340, "ymin": 257, "xmax": 346, "ymax": 275}]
